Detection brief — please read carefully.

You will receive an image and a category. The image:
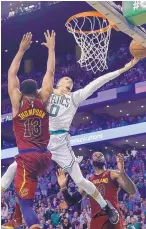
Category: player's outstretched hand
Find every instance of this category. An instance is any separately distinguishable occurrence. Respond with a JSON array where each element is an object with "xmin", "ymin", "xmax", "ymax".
[
  {"xmin": 56, "ymin": 168, "xmax": 68, "ymax": 189},
  {"xmin": 120, "ymin": 57, "xmax": 140, "ymax": 73},
  {"xmin": 116, "ymin": 153, "xmax": 125, "ymax": 173},
  {"xmin": 125, "ymin": 57, "xmax": 140, "ymax": 69},
  {"xmin": 41, "ymin": 30, "xmax": 55, "ymax": 49},
  {"xmin": 19, "ymin": 33, "xmax": 32, "ymax": 52}
]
